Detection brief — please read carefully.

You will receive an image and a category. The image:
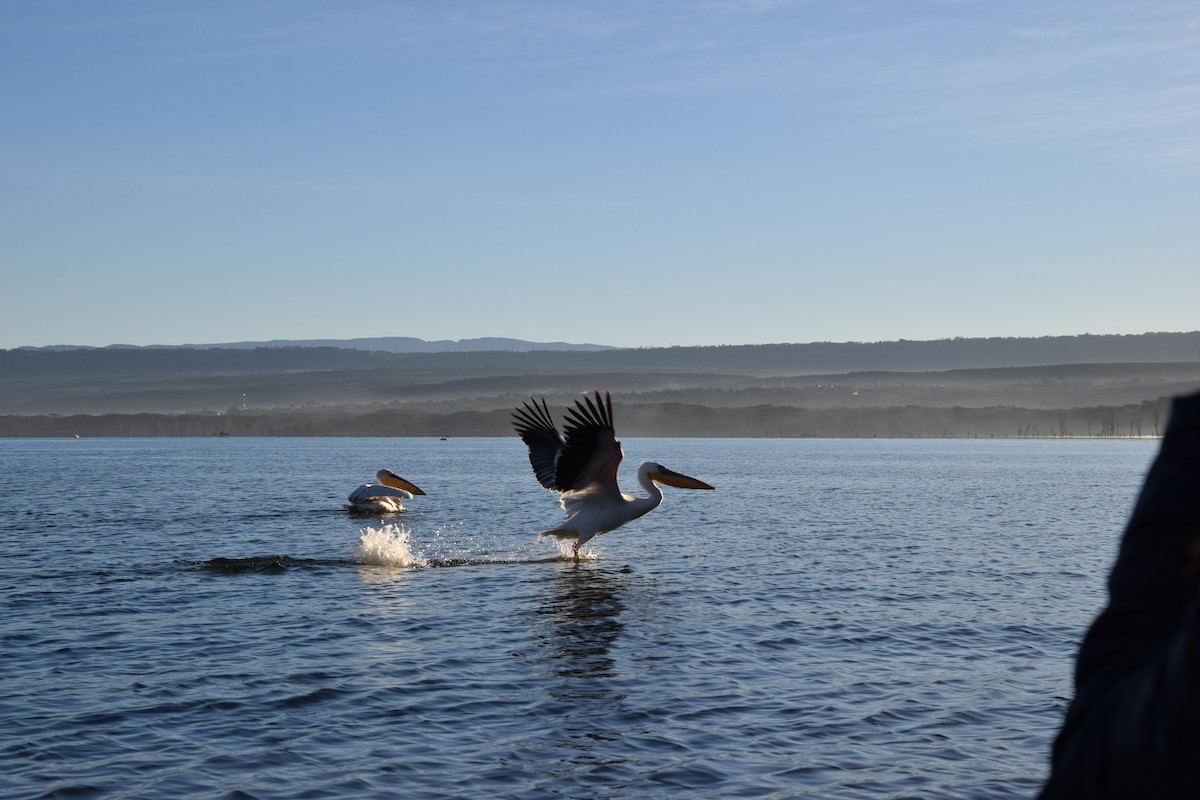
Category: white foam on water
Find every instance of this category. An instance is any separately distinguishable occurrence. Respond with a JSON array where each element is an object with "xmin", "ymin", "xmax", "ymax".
[
  {"xmin": 352, "ymin": 523, "xmax": 428, "ymax": 568},
  {"xmin": 552, "ymin": 537, "xmax": 600, "ymax": 561}
]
